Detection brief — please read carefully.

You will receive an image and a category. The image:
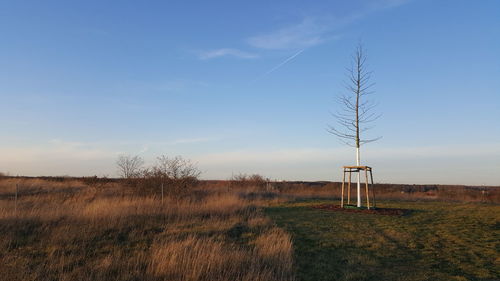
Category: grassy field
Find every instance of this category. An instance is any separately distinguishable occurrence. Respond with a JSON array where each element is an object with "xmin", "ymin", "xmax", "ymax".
[
  {"xmin": 266, "ymin": 199, "xmax": 500, "ymax": 281},
  {"xmin": 1, "ymin": 177, "xmax": 498, "ymax": 281}
]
